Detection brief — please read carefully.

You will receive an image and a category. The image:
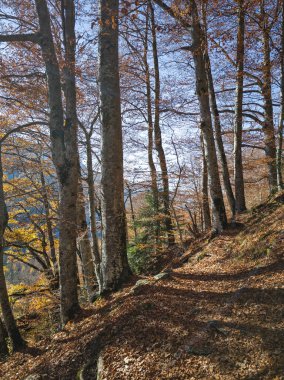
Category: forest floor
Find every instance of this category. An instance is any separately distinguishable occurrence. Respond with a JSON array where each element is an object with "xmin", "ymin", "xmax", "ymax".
[{"xmin": 1, "ymin": 192, "xmax": 284, "ymax": 380}]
